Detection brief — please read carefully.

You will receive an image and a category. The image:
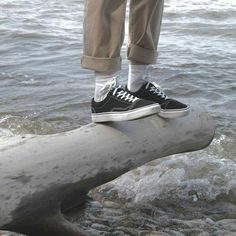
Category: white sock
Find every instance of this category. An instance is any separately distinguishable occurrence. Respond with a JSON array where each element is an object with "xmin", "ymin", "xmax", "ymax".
[
  {"xmin": 94, "ymin": 71, "xmax": 117, "ymax": 102},
  {"xmin": 127, "ymin": 64, "xmax": 148, "ymax": 92}
]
